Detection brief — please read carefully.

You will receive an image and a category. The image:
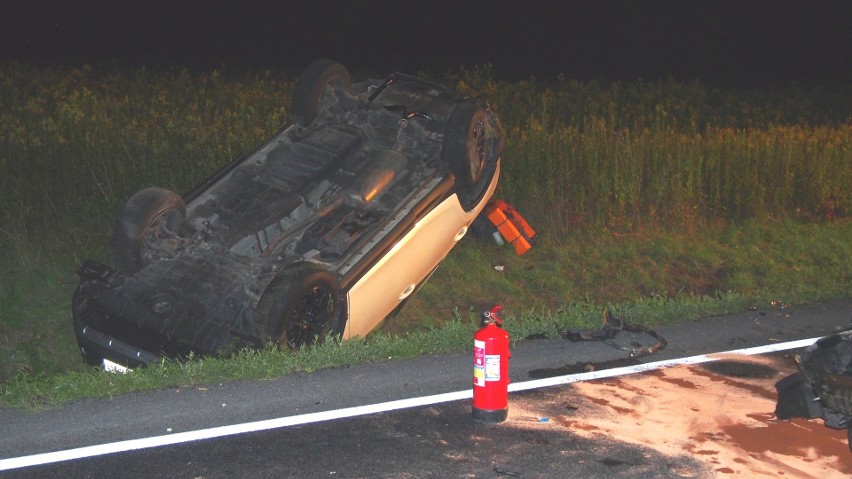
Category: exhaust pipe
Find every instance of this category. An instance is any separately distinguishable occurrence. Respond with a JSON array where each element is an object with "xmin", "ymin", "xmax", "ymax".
[{"xmin": 348, "ymin": 150, "xmax": 408, "ymax": 204}]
